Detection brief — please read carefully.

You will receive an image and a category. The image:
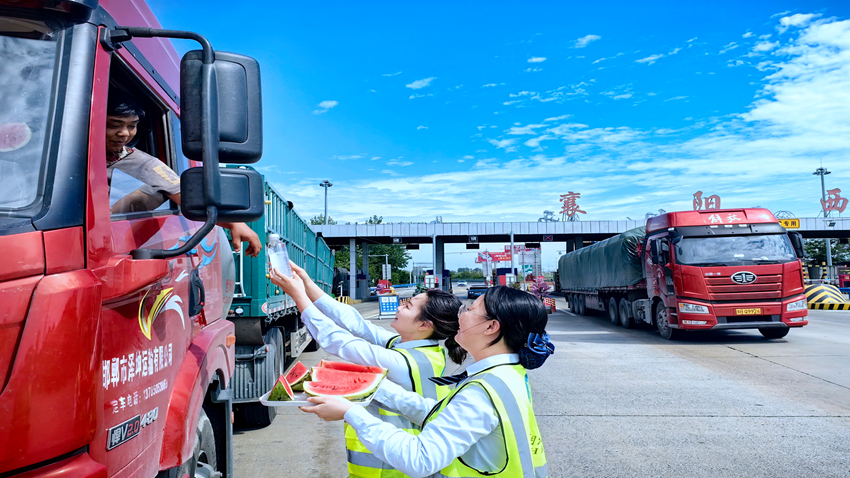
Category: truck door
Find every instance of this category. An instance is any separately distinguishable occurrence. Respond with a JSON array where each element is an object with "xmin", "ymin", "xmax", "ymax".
[{"xmin": 86, "ymin": 43, "xmax": 225, "ymax": 475}]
